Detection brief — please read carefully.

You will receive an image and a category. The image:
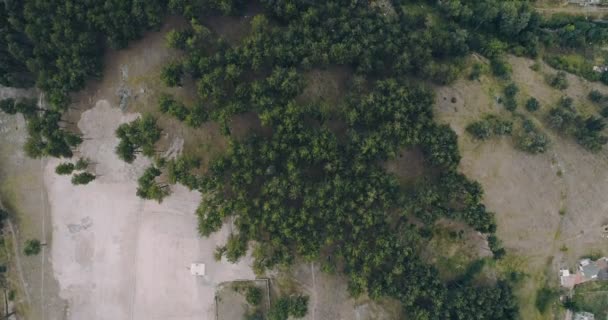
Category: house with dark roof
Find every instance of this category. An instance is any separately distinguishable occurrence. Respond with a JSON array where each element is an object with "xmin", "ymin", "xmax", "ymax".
[
  {"xmin": 561, "ymin": 257, "xmax": 608, "ymax": 288},
  {"xmin": 579, "ymin": 257, "xmax": 608, "ymax": 281}
]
